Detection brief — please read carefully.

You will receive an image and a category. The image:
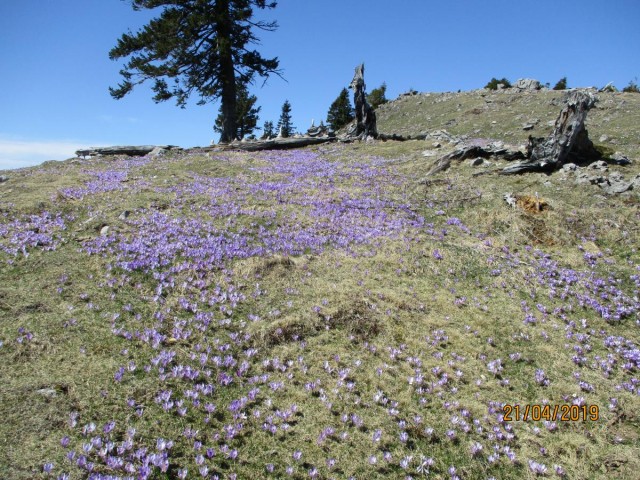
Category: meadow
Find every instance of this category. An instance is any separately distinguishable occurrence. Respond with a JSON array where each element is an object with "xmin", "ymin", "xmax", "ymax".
[{"xmin": 1, "ymin": 89, "xmax": 639, "ymax": 480}]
